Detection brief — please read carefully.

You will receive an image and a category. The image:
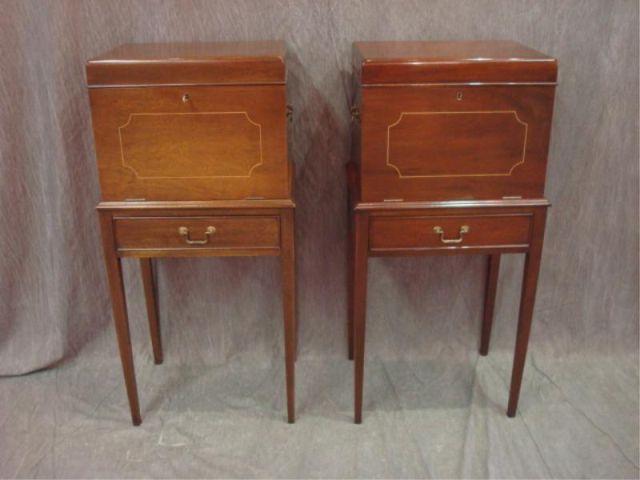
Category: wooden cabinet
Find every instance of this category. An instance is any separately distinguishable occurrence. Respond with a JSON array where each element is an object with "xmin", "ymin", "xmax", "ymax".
[
  {"xmin": 353, "ymin": 41, "xmax": 557, "ymax": 202},
  {"xmin": 88, "ymin": 42, "xmax": 296, "ymax": 425},
  {"xmin": 348, "ymin": 41, "xmax": 557, "ymax": 422}
]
